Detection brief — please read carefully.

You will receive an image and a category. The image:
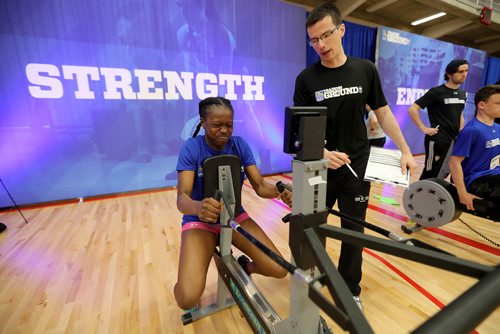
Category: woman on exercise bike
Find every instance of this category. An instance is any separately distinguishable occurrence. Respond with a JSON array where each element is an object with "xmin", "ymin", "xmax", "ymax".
[{"xmin": 173, "ymin": 96, "xmax": 292, "ymax": 310}]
